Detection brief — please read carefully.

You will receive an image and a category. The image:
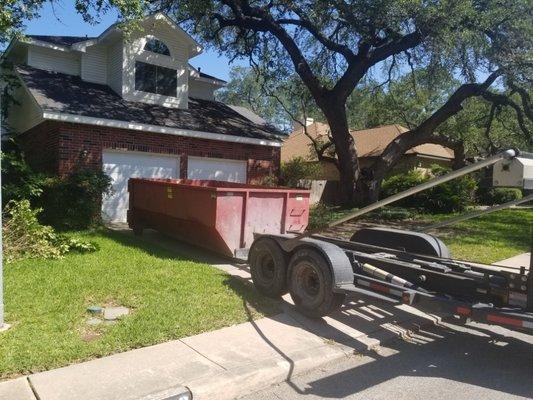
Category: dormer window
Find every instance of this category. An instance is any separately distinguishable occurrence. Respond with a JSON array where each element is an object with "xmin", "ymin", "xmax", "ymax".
[
  {"xmin": 144, "ymin": 38, "xmax": 170, "ymax": 56},
  {"xmin": 135, "ymin": 61, "xmax": 177, "ymax": 97}
]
